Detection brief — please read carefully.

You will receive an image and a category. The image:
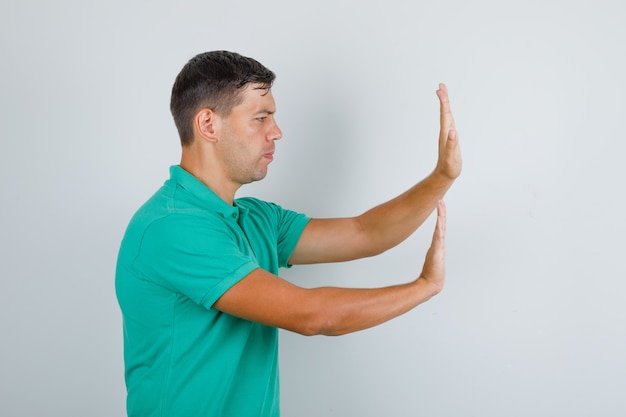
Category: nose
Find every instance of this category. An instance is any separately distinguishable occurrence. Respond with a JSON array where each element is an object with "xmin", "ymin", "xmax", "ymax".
[{"xmin": 270, "ymin": 119, "xmax": 283, "ymax": 141}]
